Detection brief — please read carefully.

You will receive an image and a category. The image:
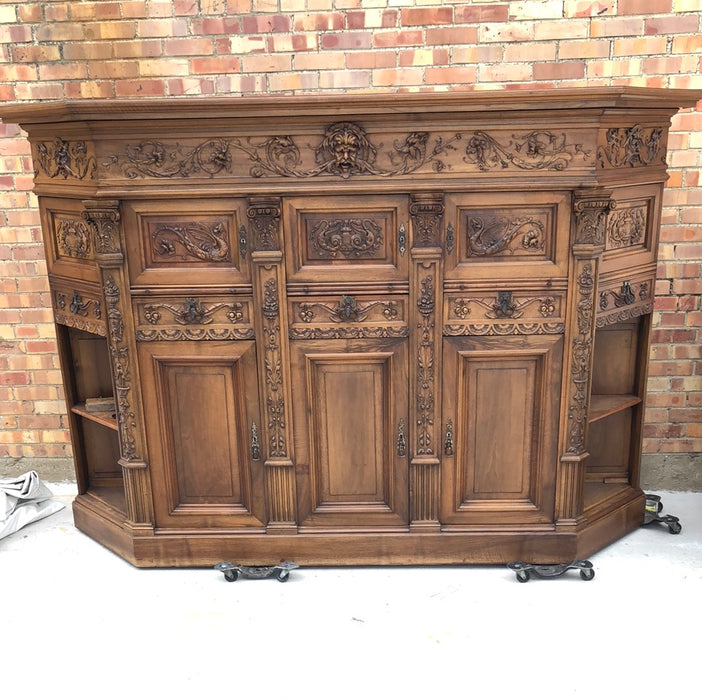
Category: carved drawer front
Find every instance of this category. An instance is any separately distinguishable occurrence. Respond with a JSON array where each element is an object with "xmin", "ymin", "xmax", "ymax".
[
  {"xmin": 597, "ymin": 271, "xmax": 654, "ymax": 328},
  {"xmin": 601, "ymin": 184, "xmax": 661, "ymax": 274},
  {"xmin": 40, "ymin": 197, "xmax": 99, "ymax": 284},
  {"xmin": 123, "ymin": 199, "xmax": 250, "ymax": 288},
  {"xmin": 444, "ymin": 191, "xmax": 570, "ymax": 282},
  {"xmin": 133, "ymin": 294, "xmax": 254, "ymax": 341},
  {"xmin": 283, "ymin": 195, "xmax": 409, "ymax": 285},
  {"xmin": 289, "ymin": 294, "xmax": 408, "ymax": 340},
  {"xmin": 443, "ymin": 288, "xmax": 566, "ymax": 337},
  {"xmin": 52, "ymin": 281, "xmax": 106, "ymax": 337}
]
